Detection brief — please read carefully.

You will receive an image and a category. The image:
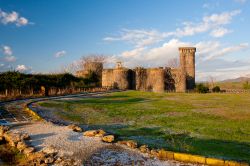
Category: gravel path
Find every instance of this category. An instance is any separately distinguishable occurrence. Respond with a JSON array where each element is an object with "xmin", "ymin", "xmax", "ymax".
[{"xmin": 11, "ymin": 121, "xmax": 202, "ymax": 166}]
